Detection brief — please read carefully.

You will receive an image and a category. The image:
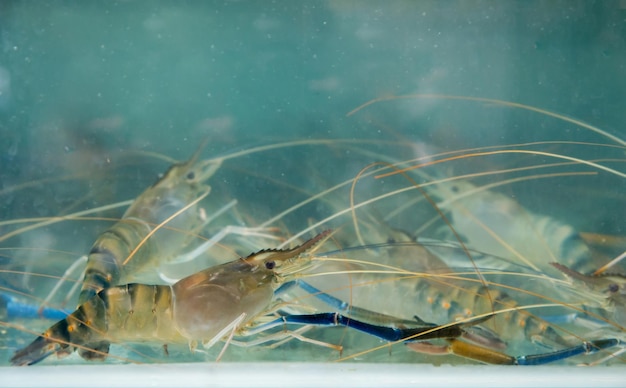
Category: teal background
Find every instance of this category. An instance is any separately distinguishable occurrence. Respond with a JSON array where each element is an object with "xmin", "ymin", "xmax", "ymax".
[
  {"xmin": 2, "ymin": 1, "xmax": 624, "ymax": 154},
  {"xmin": 1, "ymin": 0, "xmax": 624, "ymax": 245}
]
